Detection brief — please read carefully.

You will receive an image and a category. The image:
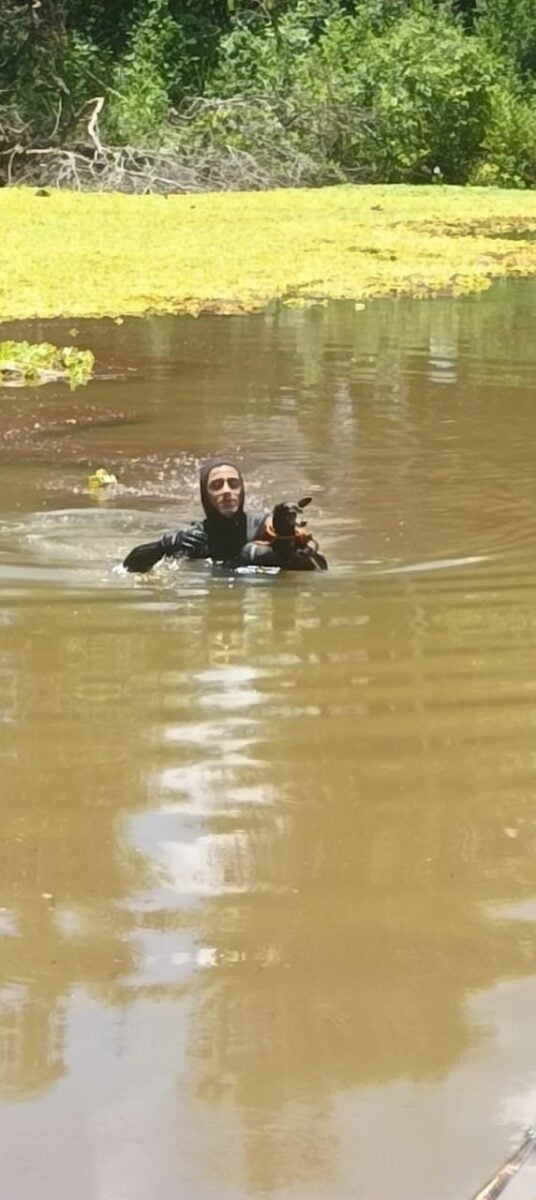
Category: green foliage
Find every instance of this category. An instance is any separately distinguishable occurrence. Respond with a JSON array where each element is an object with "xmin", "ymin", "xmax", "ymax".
[
  {"xmin": 470, "ymin": 87, "xmax": 536, "ymax": 187},
  {"xmin": 102, "ymin": 0, "xmax": 177, "ymax": 142},
  {"xmin": 206, "ymin": 3, "xmax": 501, "ymax": 182},
  {"xmin": 311, "ymin": 8, "xmax": 499, "ymax": 181},
  {"xmin": 0, "ymin": 0, "xmax": 110, "ymax": 154},
  {"xmin": 0, "ymin": 342, "xmax": 95, "ymax": 389},
  {"xmin": 0, "ymin": 0, "xmax": 535, "ymax": 187},
  {"xmin": 63, "ymin": 0, "xmax": 140, "ymax": 53},
  {"xmin": 102, "ymin": 0, "xmax": 224, "ymax": 143},
  {"xmin": 476, "ymin": 0, "xmax": 536, "ymax": 80}
]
